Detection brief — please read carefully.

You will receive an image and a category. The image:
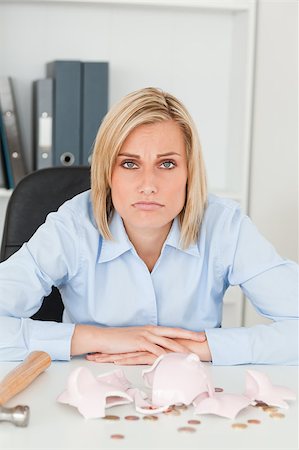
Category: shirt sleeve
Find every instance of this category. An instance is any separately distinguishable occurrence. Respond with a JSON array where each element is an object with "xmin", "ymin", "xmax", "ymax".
[
  {"xmin": 0, "ymin": 203, "xmax": 80, "ymax": 361},
  {"xmin": 205, "ymin": 205, "xmax": 298, "ymax": 365}
]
